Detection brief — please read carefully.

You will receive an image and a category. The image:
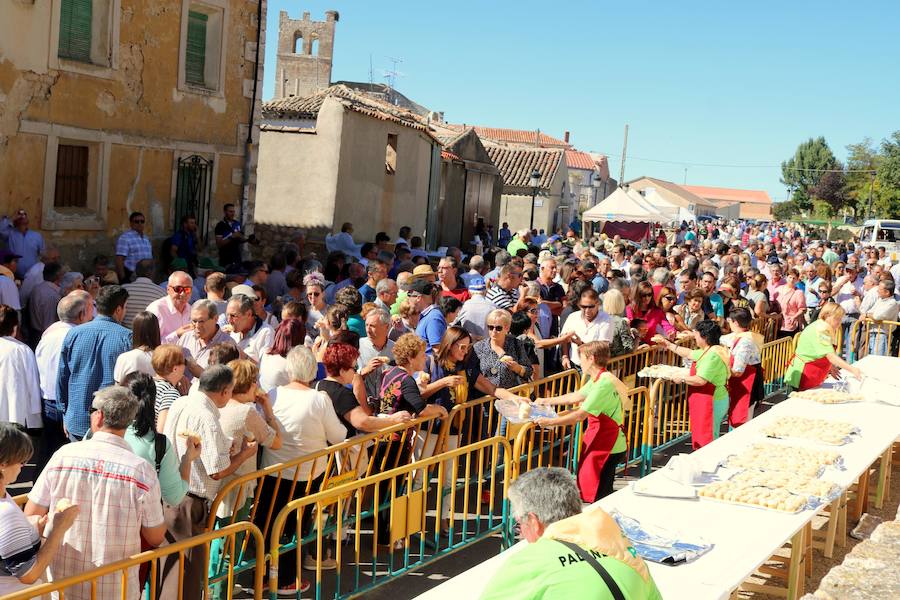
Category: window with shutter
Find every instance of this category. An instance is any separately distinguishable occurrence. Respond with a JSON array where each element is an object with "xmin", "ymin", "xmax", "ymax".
[
  {"xmin": 186, "ymin": 11, "xmax": 208, "ymax": 86},
  {"xmin": 54, "ymin": 145, "xmax": 90, "ymax": 208},
  {"xmin": 58, "ymin": 0, "xmax": 93, "ymax": 63}
]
